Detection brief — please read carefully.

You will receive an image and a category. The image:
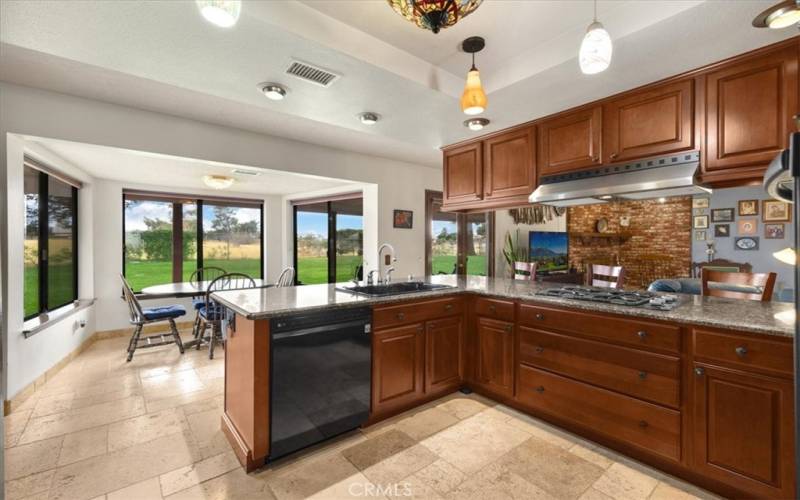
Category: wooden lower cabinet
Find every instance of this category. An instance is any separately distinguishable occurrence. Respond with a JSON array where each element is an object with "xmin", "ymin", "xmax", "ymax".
[
  {"xmin": 425, "ymin": 316, "xmax": 463, "ymax": 394},
  {"xmin": 691, "ymin": 362, "xmax": 795, "ymax": 499},
  {"xmin": 475, "ymin": 317, "xmax": 515, "ymax": 398},
  {"xmin": 372, "ymin": 323, "xmax": 425, "ymax": 416}
]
